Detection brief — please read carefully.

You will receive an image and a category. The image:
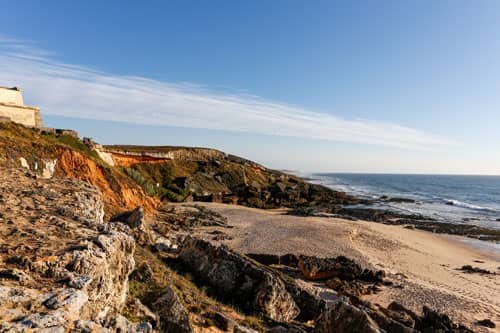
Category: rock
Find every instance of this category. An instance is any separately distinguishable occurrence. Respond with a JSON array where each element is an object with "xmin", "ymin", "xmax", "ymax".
[
  {"xmin": 267, "ymin": 325, "xmax": 307, "ymax": 332},
  {"xmin": 459, "ymin": 265, "xmax": 494, "ymax": 275},
  {"xmin": 0, "ymin": 169, "xmax": 135, "ymax": 327},
  {"xmin": 386, "ymin": 197, "xmax": 416, "ymax": 203},
  {"xmin": 212, "ymin": 311, "xmax": 237, "ymax": 331},
  {"xmin": 313, "ymin": 298, "xmax": 382, "ymax": 333},
  {"xmin": 155, "ymin": 237, "xmax": 179, "ymax": 253},
  {"xmin": 130, "ymin": 263, "xmax": 155, "ymax": 283},
  {"xmin": 111, "ymin": 206, "xmax": 144, "ymax": 228},
  {"xmin": 64, "ymin": 231, "xmax": 135, "ymax": 319},
  {"xmin": 298, "ymin": 255, "xmax": 363, "ymax": 281},
  {"xmin": 0, "ymin": 268, "xmax": 32, "ymax": 285},
  {"xmin": 152, "ymin": 286, "xmax": 193, "ymax": 333},
  {"xmin": 421, "ymin": 306, "xmax": 452, "ymax": 330},
  {"xmin": 246, "ymin": 253, "xmax": 299, "ymax": 268},
  {"xmin": 178, "ymin": 237, "xmax": 300, "ymax": 322},
  {"xmin": 106, "ymin": 315, "xmax": 154, "ymax": 333},
  {"xmin": 126, "ymin": 297, "xmax": 158, "ymax": 327},
  {"xmin": 284, "ymin": 280, "xmax": 327, "ymax": 322},
  {"xmin": 476, "ymin": 319, "xmax": 495, "ymax": 328},
  {"xmin": 234, "ymin": 325, "xmax": 259, "ymax": 333}
]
